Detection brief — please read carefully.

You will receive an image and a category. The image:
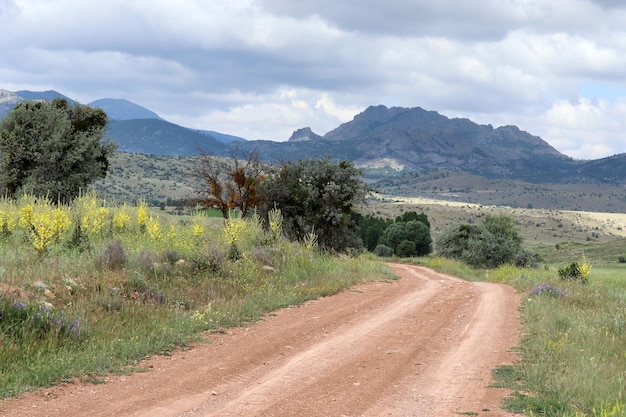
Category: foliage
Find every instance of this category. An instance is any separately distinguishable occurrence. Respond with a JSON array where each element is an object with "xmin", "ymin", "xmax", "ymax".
[
  {"xmin": 258, "ymin": 157, "xmax": 370, "ymax": 253},
  {"xmin": 0, "ymin": 196, "xmax": 392, "ymax": 398},
  {"xmin": 374, "ymin": 244, "xmax": 393, "ymax": 257},
  {"xmin": 354, "ymin": 213, "xmax": 393, "ymax": 251},
  {"xmin": 378, "ymin": 220, "xmax": 432, "ymax": 257},
  {"xmin": 558, "ymin": 255, "xmax": 592, "ymax": 284},
  {"xmin": 192, "ymin": 146, "xmax": 264, "ymax": 219},
  {"xmin": 434, "ymin": 214, "xmax": 530, "ymax": 268},
  {"xmin": 426, "ymin": 259, "xmax": 626, "ymax": 416},
  {"xmin": 0, "ymin": 297, "xmax": 84, "ymax": 343},
  {"xmin": 395, "ymin": 210, "xmax": 430, "ymax": 229},
  {"xmin": 0, "ymin": 98, "xmax": 116, "ymax": 202}
]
